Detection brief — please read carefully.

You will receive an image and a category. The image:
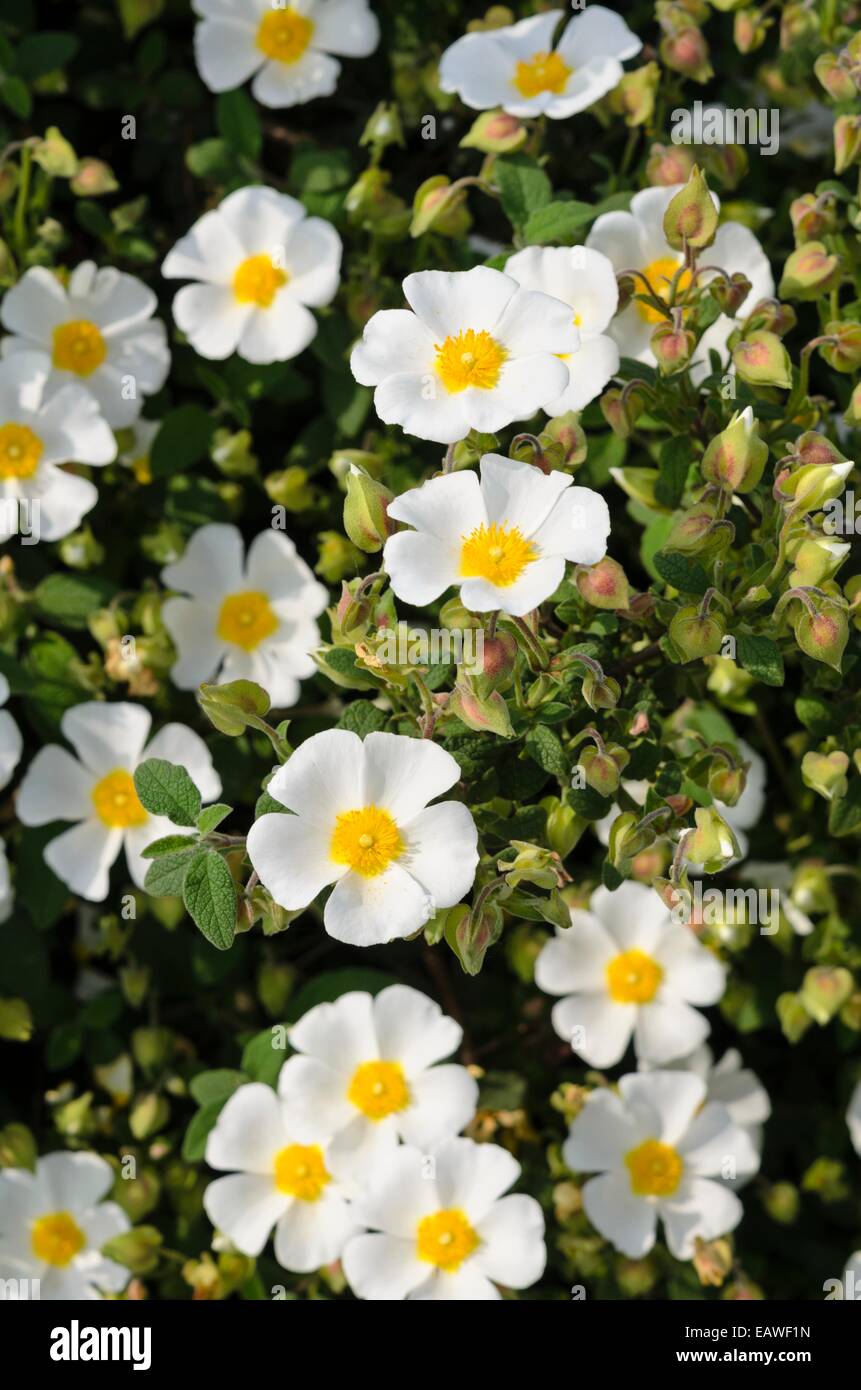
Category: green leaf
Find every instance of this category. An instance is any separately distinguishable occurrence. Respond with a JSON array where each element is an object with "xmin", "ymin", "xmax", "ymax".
[
  {"xmin": 150, "ymin": 405, "xmax": 215, "ymax": 479},
  {"xmin": 524, "ymin": 200, "xmax": 596, "ymax": 245},
  {"xmin": 199, "ymin": 679, "xmax": 270, "ymax": 736},
  {"xmin": 241, "ymin": 1026, "xmax": 290, "ymax": 1086},
  {"xmin": 0, "ymin": 77, "xmax": 31, "ymax": 120},
  {"xmin": 182, "ymin": 1100, "xmax": 224, "ymax": 1162},
  {"xmin": 143, "ymin": 846, "xmax": 203, "ymax": 898},
  {"xmin": 524, "ymin": 725, "xmax": 568, "ymax": 779},
  {"xmin": 494, "ymin": 154, "xmax": 552, "ymax": 230},
  {"xmin": 134, "ymin": 758, "xmax": 202, "ymax": 826},
  {"xmin": 141, "ymin": 833, "xmax": 199, "ymax": 860},
  {"xmin": 34, "ymin": 573, "xmax": 117, "ymax": 629},
  {"xmin": 735, "ymin": 634, "xmax": 785, "ymax": 687},
  {"xmin": 197, "ymin": 803, "xmax": 233, "ymax": 835},
  {"xmin": 189, "ymin": 1068, "xmax": 246, "ymax": 1107},
  {"xmin": 186, "ymin": 138, "xmax": 235, "ymax": 181},
  {"xmin": 15, "ymin": 32, "xmax": 79, "ymax": 78},
  {"xmin": 183, "ymin": 850, "xmax": 237, "ymax": 951},
  {"xmin": 216, "ymin": 88, "xmax": 262, "ymax": 161},
  {"xmin": 653, "ymin": 550, "xmax": 711, "ymax": 596},
  {"xmin": 569, "ymin": 784, "xmax": 614, "ymax": 820},
  {"xmin": 828, "ymin": 778, "xmax": 861, "ymax": 837},
  {"xmin": 336, "ymin": 700, "xmax": 388, "ymax": 737},
  {"xmin": 17, "ymin": 827, "xmax": 69, "ymax": 929},
  {"xmin": 655, "ymin": 437, "xmax": 692, "ymax": 510}
]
